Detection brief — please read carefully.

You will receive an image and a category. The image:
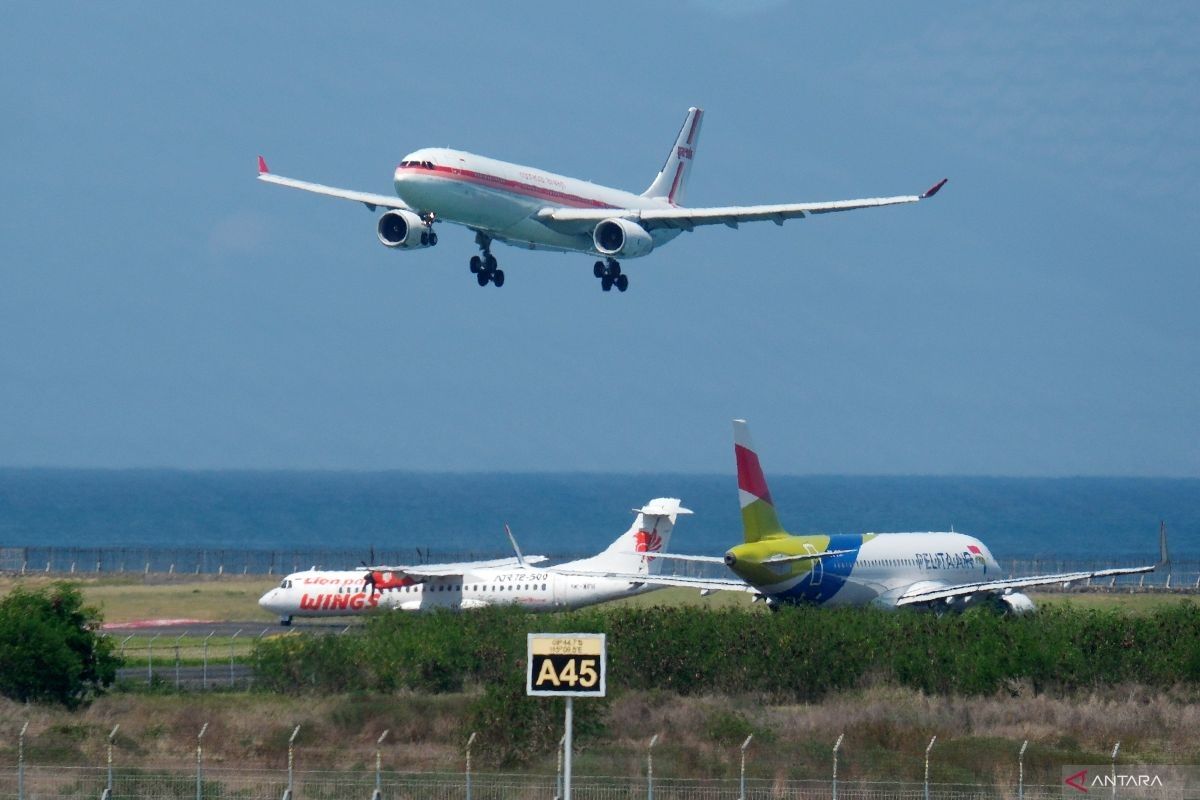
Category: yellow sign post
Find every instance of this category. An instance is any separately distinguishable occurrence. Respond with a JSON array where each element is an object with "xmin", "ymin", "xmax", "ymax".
[{"xmin": 527, "ymin": 633, "xmax": 606, "ymax": 800}]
